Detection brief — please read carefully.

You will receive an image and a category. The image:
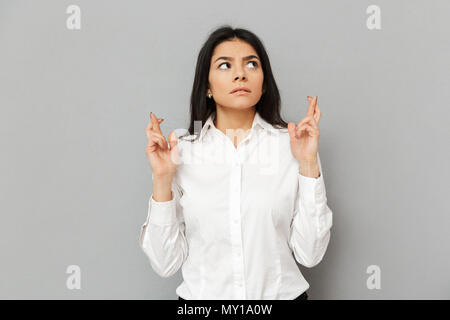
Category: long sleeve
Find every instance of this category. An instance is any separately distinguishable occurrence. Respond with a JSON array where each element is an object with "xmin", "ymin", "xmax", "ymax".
[
  {"xmin": 139, "ymin": 176, "xmax": 189, "ymax": 278},
  {"xmin": 288, "ymin": 152, "xmax": 333, "ymax": 268}
]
